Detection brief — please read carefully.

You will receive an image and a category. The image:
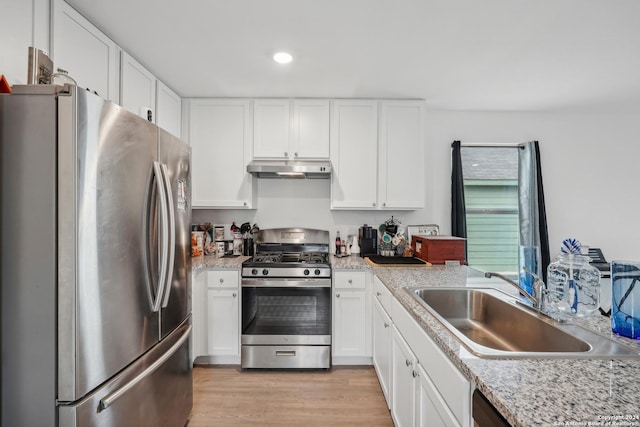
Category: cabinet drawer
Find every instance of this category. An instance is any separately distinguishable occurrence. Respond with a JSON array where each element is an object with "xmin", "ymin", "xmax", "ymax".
[
  {"xmin": 374, "ymin": 276, "xmax": 393, "ymax": 314},
  {"xmin": 334, "ymin": 271, "xmax": 366, "ymax": 289},
  {"xmin": 206, "ymin": 270, "xmax": 239, "ymax": 288}
]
